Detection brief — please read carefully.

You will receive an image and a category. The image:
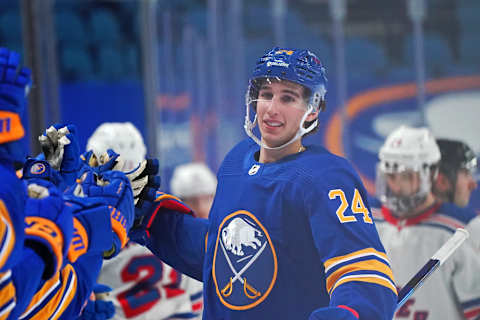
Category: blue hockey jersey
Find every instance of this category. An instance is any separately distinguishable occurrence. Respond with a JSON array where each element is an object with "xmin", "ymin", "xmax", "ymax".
[{"xmin": 147, "ymin": 139, "xmax": 397, "ymax": 319}]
